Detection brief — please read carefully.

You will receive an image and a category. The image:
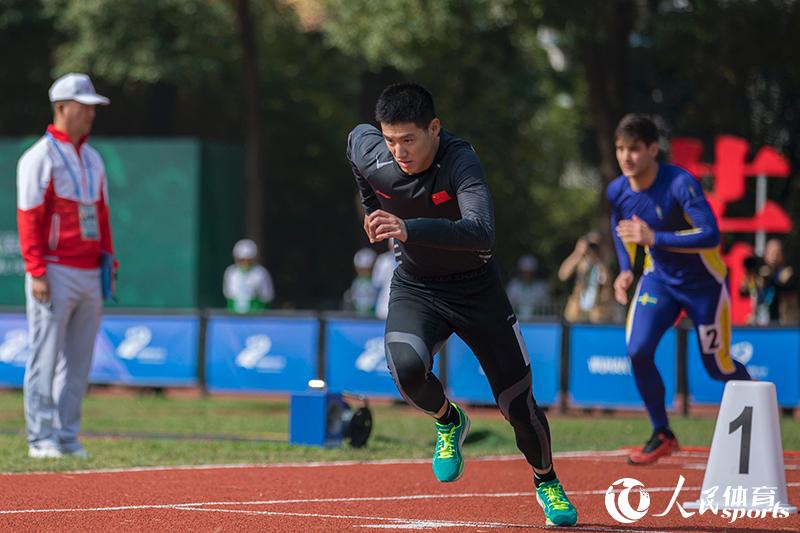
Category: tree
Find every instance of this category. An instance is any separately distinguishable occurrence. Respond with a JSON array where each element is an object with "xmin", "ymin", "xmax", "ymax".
[
  {"xmin": 315, "ymin": 0, "xmax": 600, "ymax": 285},
  {"xmin": 636, "ymin": 0, "xmax": 800, "ymax": 260},
  {"xmin": 235, "ymin": 0, "xmax": 265, "ymax": 250},
  {"xmin": 0, "ymin": 0, "xmax": 57, "ymax": 135}
]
